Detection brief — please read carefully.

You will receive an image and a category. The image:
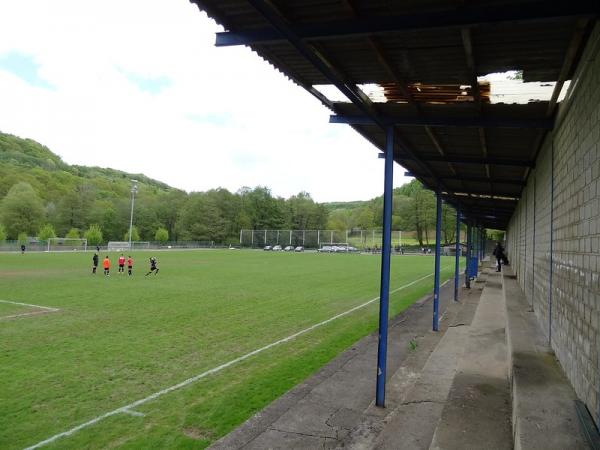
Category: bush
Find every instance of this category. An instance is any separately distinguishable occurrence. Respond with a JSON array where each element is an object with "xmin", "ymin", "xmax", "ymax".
[
  {"xmin": 0, "ymin": 224, "xmax": 6, "ymax": 242},
  {"xmin": 17, "ymin": 232, "xmax": 28, "ymax": 245},
  {"xmin": 65, "ymin": 228, "xmax": 80, "ymax": 239},
  {"xmin": 123, "ymin": 226, "xmax": 140, "ymax": 242},
  {"xmin": 154, "ymin": 227, "xmax": 169, "ymax": 244},
  {"xmin": 38, "ymin": 224, "xmax": 57, "ymax": 241},
  {"xmin": 84, "ymin": 224, "xmax": 103, "ymax": 246}
]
